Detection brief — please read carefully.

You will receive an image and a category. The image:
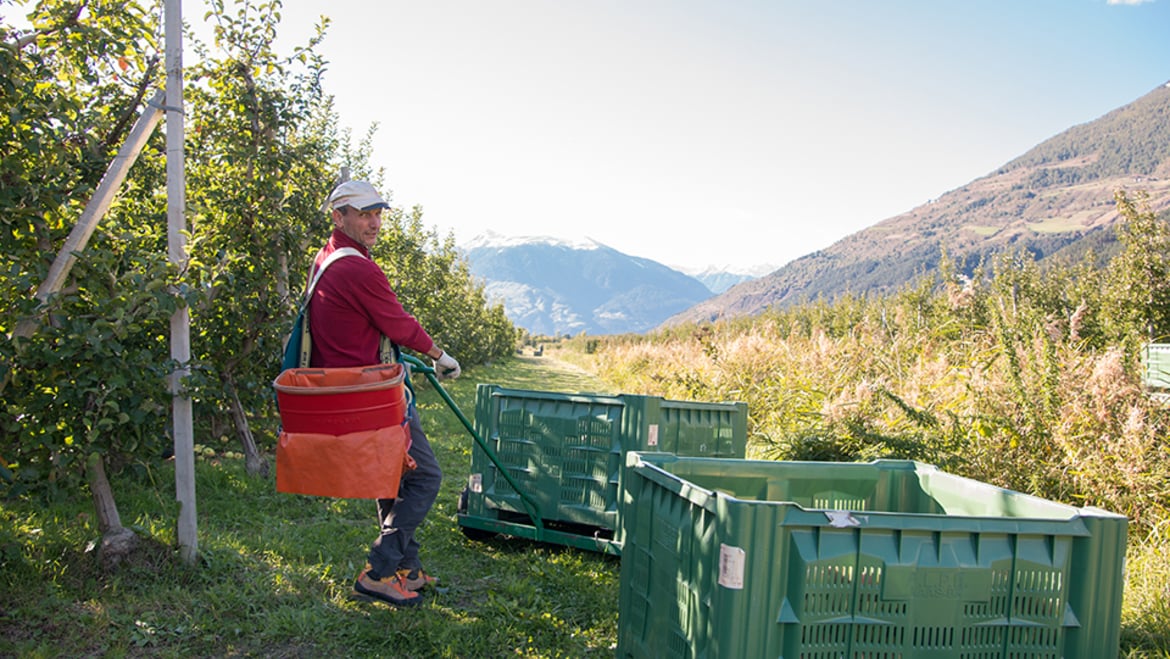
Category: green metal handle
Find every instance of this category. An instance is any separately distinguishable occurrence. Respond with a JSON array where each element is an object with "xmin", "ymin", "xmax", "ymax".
[{"xmin": 400, "ymin": 354, "xmax": 545, "ymax": 539}]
